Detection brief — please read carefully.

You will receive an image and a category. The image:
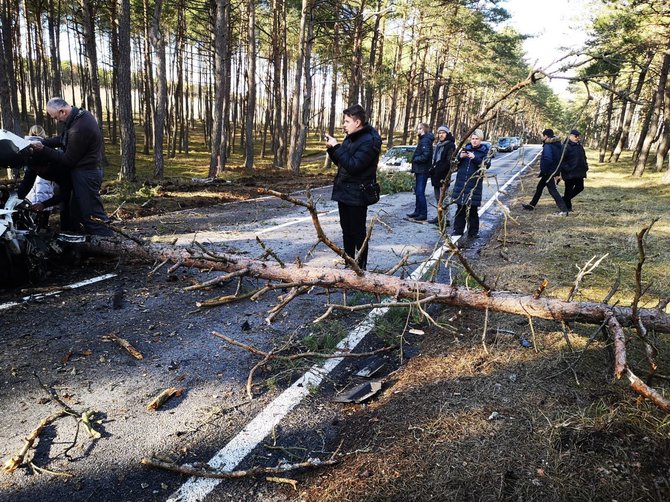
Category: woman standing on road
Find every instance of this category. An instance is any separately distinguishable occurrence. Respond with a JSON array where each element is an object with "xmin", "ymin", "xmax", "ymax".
[
  {"xmin": 451, "ymin": 128, "xmax": 491, "ymax": 242},
  {"xmin": 325, "ymin": 104, "xmax": 382, "ymax": 270}
]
